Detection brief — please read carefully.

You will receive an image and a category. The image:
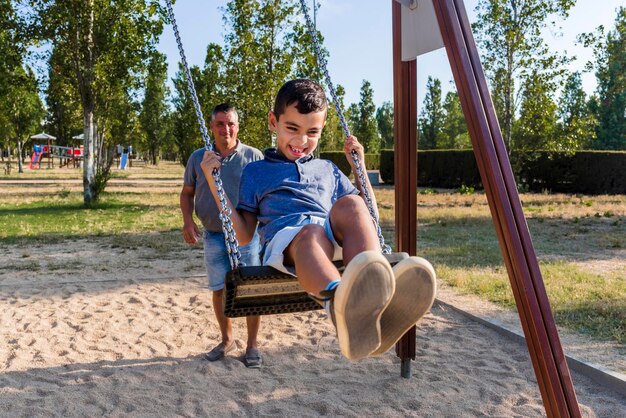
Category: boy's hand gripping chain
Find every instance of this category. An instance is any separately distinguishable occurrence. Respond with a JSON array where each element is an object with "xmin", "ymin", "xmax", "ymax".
[
  {"xmin": 165, "ymin": 0, "xmax": 241, "ymax": 270},
  {"xmin": 299, "ymin": 0, "xmax": 391, "ymax": 254}
]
